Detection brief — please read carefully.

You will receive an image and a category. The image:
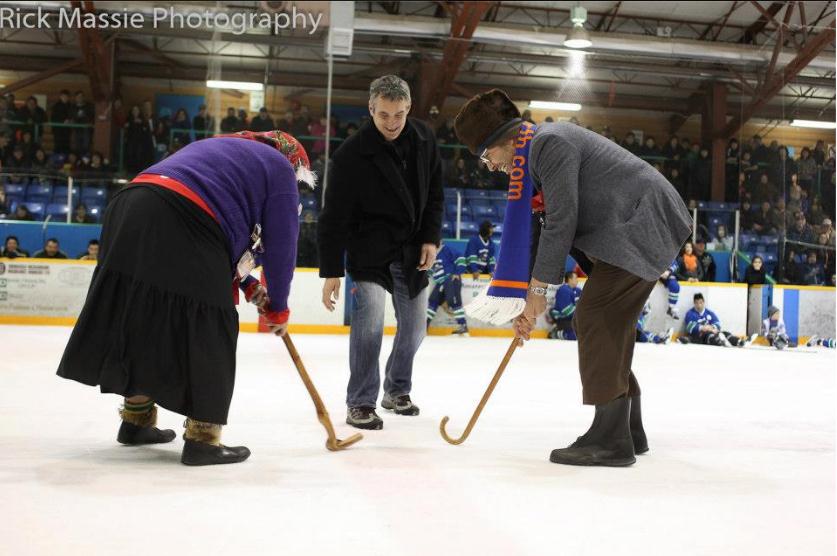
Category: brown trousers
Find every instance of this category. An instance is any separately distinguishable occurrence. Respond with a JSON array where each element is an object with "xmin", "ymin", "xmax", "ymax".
[{"xmin": 572, "ymin": 260, "xmax": 655, "ymax": 405}]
